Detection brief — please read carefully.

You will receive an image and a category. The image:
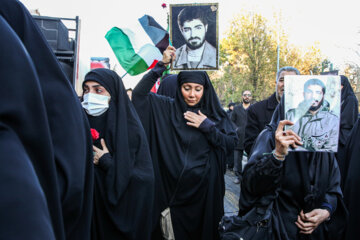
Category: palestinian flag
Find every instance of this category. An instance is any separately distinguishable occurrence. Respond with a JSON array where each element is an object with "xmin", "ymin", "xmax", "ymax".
[
  {"xmin": 105, "ymin": 15, "xmax": 169, "ymax": 76},
  {"xmin": 138, "ymin": 15, "xmax": 169, "ymax": 54},
  {"xmin": 105, "ymin": 27, "xmax": 161, "ymax": 76}
]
